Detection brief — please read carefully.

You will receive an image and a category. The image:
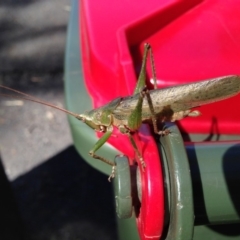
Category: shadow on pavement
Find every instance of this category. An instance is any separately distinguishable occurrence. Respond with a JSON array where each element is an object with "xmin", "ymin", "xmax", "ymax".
[
  {"xmin": 0, "ymin": 155, "xmax": 25, "ymax": 240},
  {"xmin": 4, "ymin": 146, "xmax": 117, "ymax": 240}
]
